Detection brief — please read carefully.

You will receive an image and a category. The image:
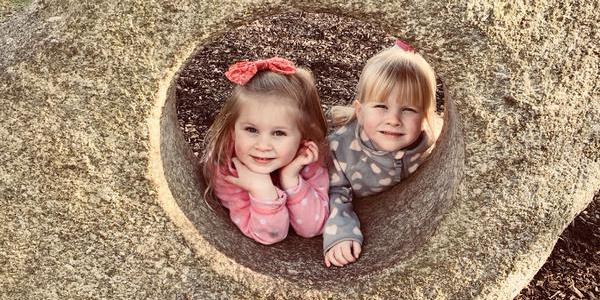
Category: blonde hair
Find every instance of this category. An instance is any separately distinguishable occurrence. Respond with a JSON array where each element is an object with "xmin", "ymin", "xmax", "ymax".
[
  {"xmin": 331, "ymin": 46, "xmax": 442, "ymax": 141},
  {"xmin": 201, "ymin": 66, "xmax": 328, "ymax": 201}
]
